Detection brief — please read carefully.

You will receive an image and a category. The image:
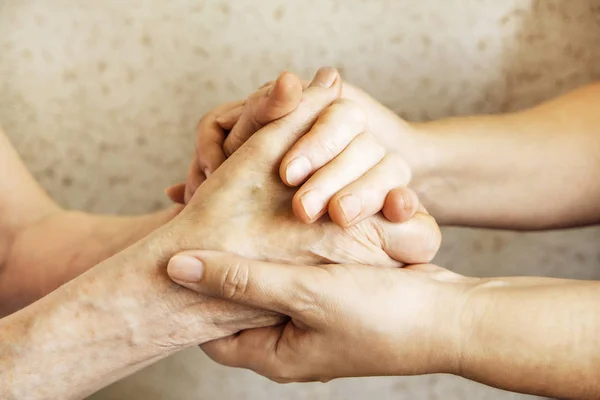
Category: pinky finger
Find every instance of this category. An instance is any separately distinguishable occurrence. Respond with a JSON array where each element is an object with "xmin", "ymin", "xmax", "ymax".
[
  {"xmin": 165, "ymin": 183, "xmax": 186, "ymax": 204},
  {"xmin": 184, "ymin": 157, "xmax": 206, "ymax": 204},
  {"xmin": 215, "ymin": 105, "xmax": 245, "ymax": 131}
]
